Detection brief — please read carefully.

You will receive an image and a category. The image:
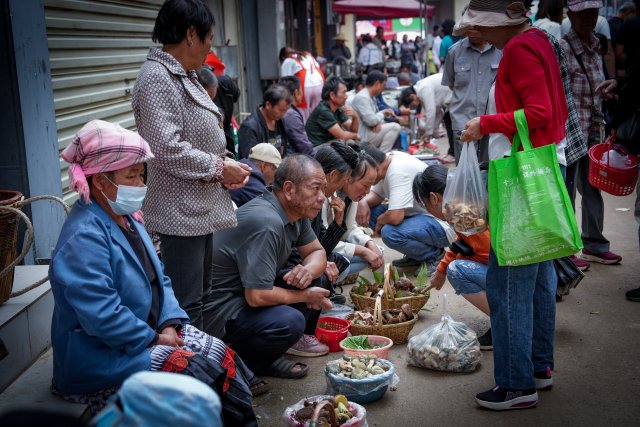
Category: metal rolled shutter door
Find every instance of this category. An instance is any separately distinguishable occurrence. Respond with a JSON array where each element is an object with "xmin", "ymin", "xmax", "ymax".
[{"xmin": 45, "ymin": 0, "xmax": 163, "ymax": 203}]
